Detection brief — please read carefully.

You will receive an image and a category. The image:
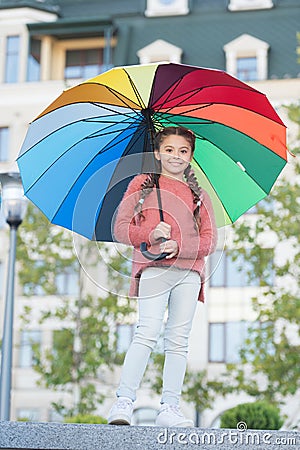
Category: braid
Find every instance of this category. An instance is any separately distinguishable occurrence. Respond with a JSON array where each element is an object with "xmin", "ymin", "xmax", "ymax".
[
  {"xmin": 134, "ymin": 173, "xmax": 157, "ymax": 219},
  {"xmin": 184, "ymin": 164, "xmax": 203, "ymax": 229}
]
